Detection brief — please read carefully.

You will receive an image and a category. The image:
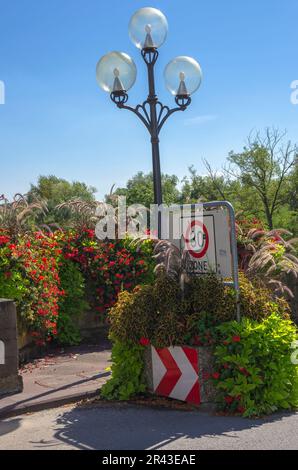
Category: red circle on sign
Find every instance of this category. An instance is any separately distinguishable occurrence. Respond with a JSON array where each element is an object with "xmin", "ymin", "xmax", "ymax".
[{"xmin": 185, "ymin": 220, "xmax": 209, "ymax": 259}]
